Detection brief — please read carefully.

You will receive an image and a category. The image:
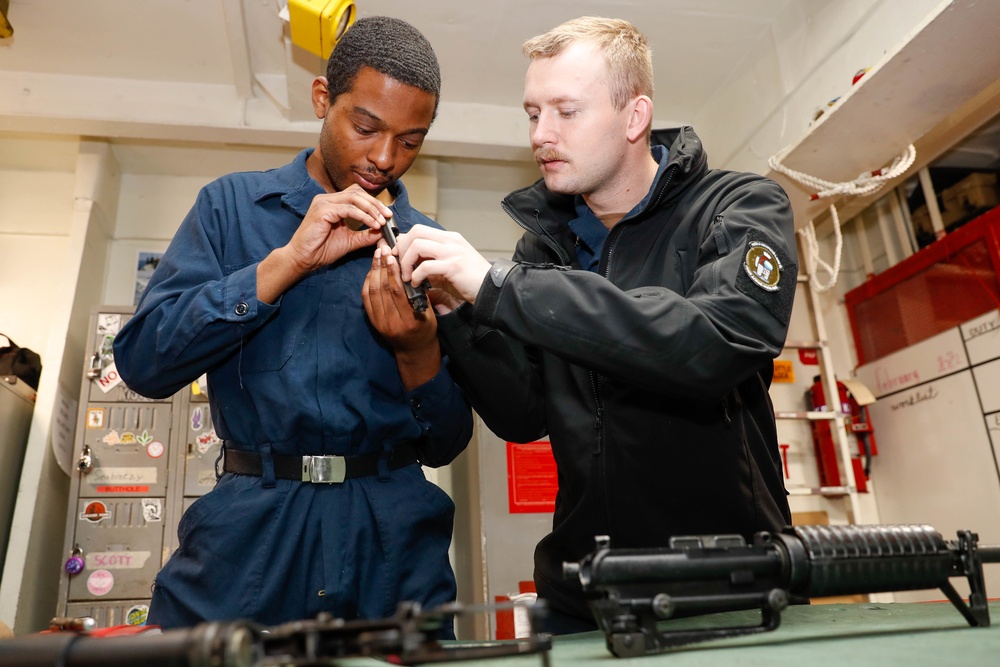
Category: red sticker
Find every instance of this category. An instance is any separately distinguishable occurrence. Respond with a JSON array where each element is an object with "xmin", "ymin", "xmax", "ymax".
[{"xmin": 80, "ymin": 501, "xmax": 111, "ymax": 523}]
